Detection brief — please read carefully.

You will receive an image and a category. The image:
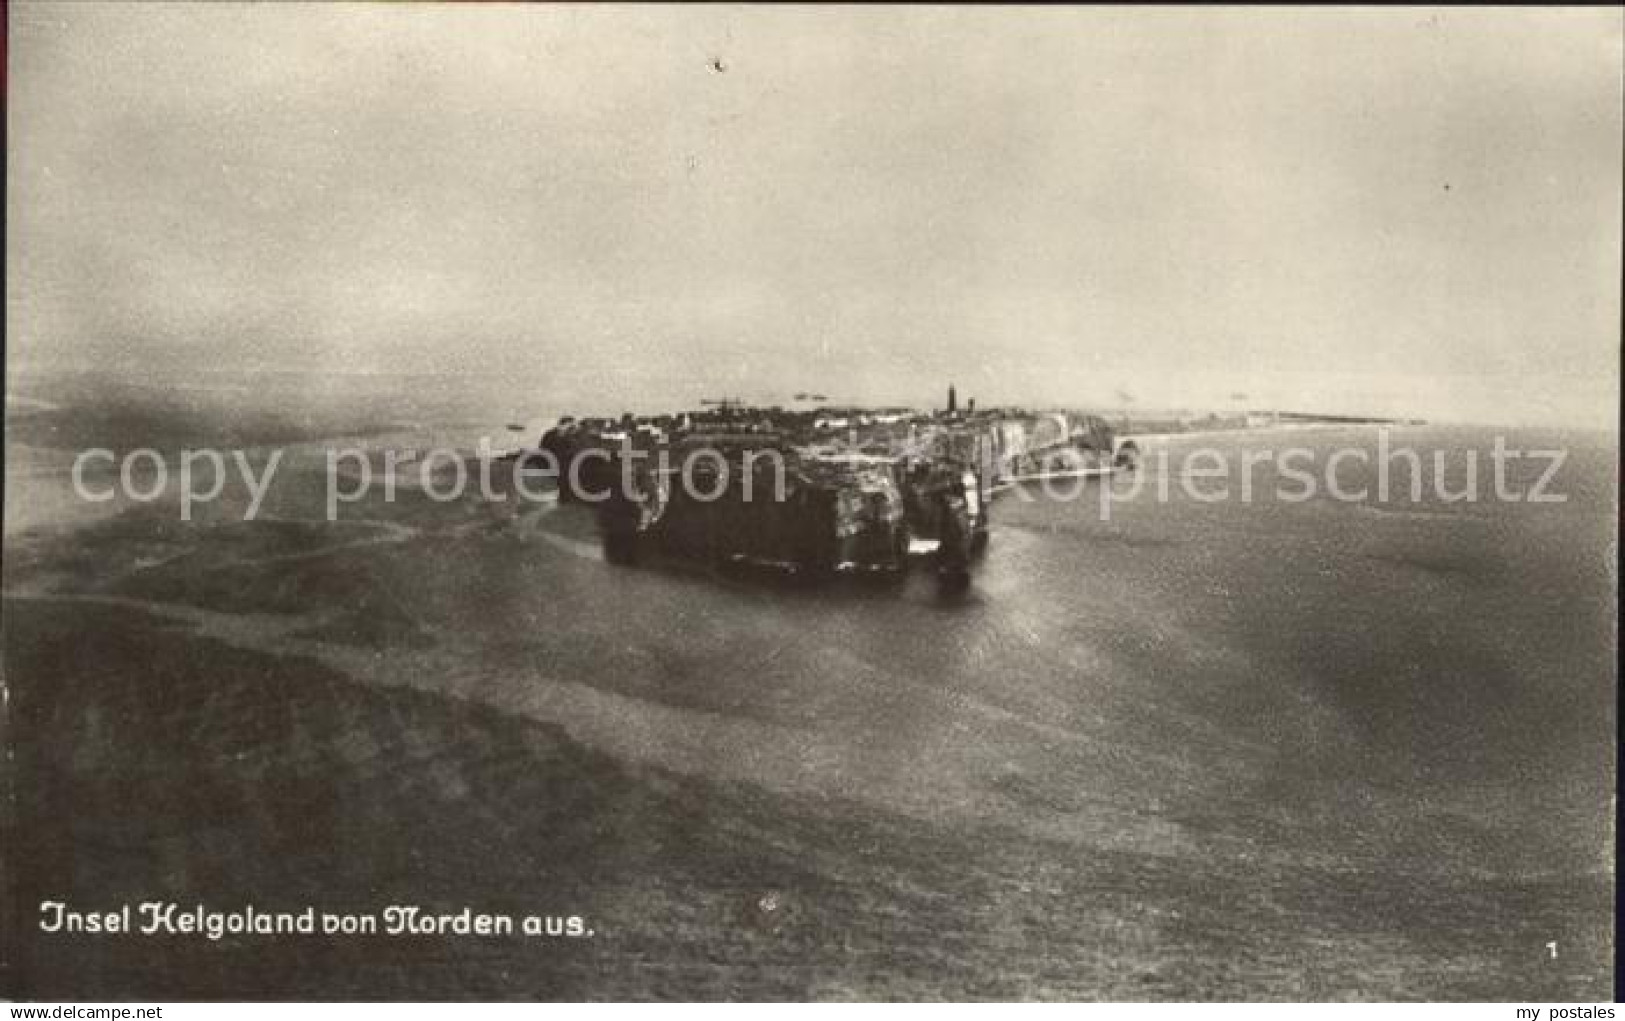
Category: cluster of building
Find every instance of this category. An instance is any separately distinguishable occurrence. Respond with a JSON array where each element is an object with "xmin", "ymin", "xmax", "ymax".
[{"xmin": 513, "ymin": 388, "xmax": 1138, "ymax": 591}]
